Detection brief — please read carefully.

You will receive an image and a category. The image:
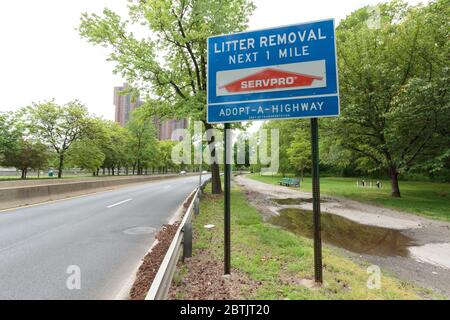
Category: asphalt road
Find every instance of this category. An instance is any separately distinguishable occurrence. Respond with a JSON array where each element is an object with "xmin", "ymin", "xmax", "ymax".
[{"xmin": 0, "ymin": 175, "xmax": 205, "ymax": 299}]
